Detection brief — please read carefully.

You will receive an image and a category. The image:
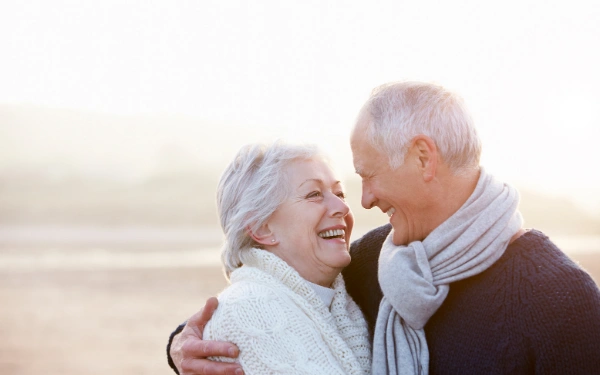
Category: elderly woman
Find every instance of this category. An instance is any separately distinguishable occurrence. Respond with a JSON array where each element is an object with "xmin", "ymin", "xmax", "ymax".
[{"xmin": 195, "ymin": 141, "xmax": 371, "ymax": 374}]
